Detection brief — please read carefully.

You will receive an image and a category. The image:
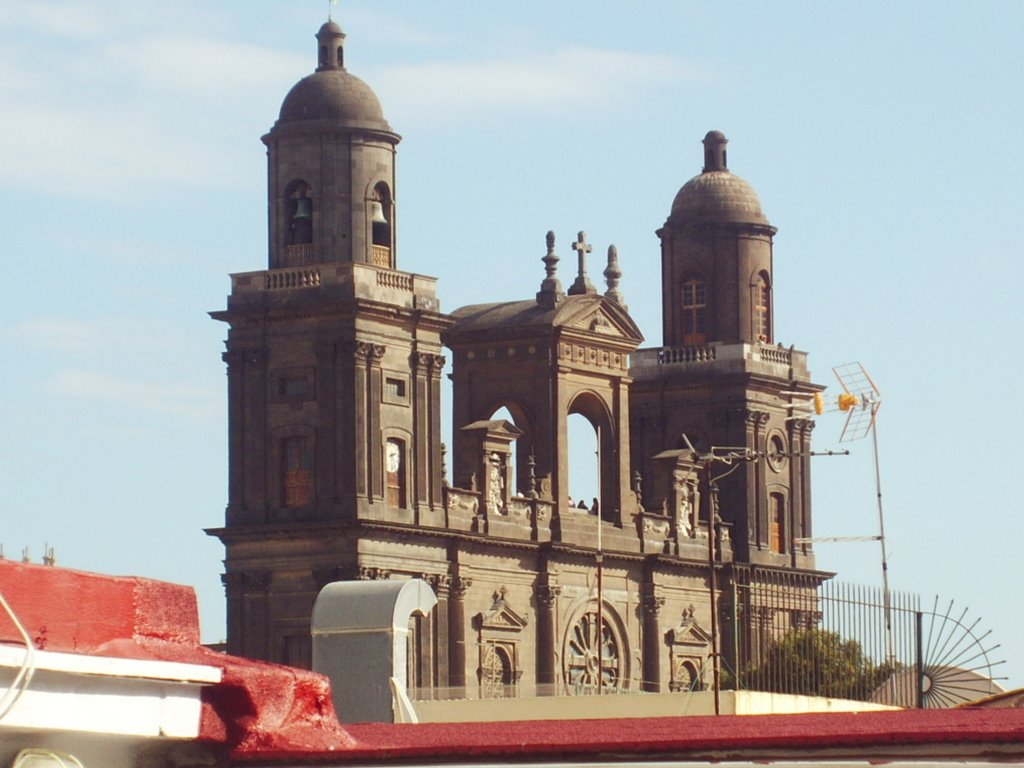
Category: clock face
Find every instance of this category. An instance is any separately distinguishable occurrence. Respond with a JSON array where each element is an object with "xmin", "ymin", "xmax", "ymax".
[{"xmin": 386, "ymin": 442, "xmax": 401, "ymax": 473}]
